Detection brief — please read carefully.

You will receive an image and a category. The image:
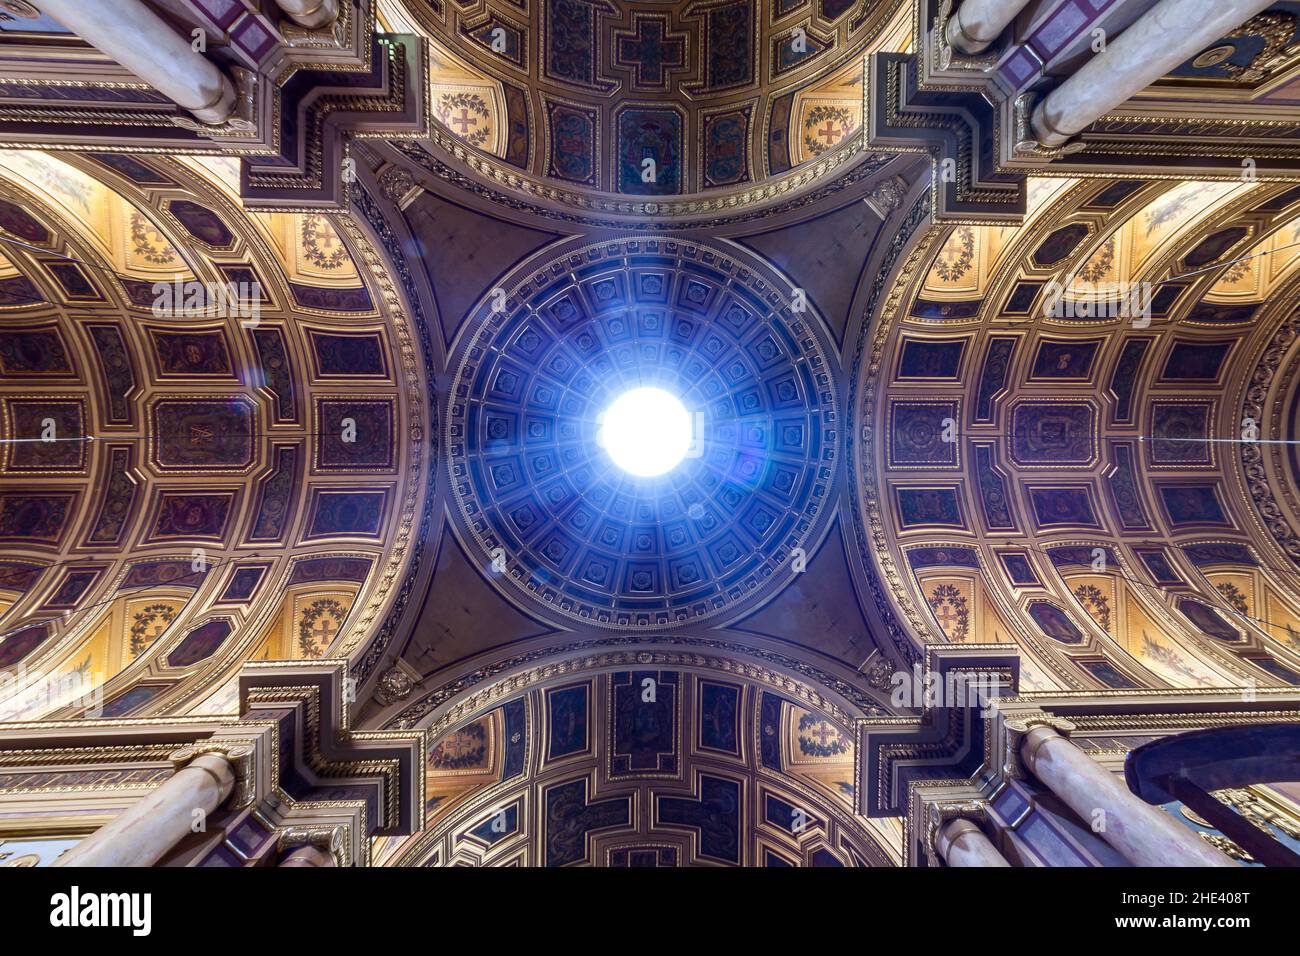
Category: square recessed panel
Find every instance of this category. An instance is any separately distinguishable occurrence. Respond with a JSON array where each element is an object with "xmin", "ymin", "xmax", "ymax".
[
  {"xmin": 896, "ymin": 338, "xmax": 966, "ymax": 380},
  {"xmin": 907, "ymin": 546, "xmax": 980, "ymax": 570},
  {"xmin": 1029, "ymin": 339, "xmax": 1101, "ymax": 380},
  {"xmin": 152, "ymin": 399, "xmax": 254, "ymax": 471},
  {"xmin": 1027, "ymin": 485, "xmax": 1098, "ymax": 529},
  {"xmin": 217, "ymin": 564, "xmax": 269, "ymax": 603},
  {"xmin": 999, "ymin": 552, "xmax": 1039, "ymax": 587},
  {"xmin": 1083, "ymin": 180, "xmax": 1146, "ymax": 209},
  {"xmin": 42, "ymin": 567, "xmax": 103, "ymax": 609},
  {"xmin": 308, "ymin": 330, "xmax": 390, "ymax": 378},
  {"xmin": 896, "ymin": 487, "xmax": 965, "ymax": 529},
  {"xmin": 609, "ymin": 670, "xmax": 679, "ymax": 776},
  {"xmin": 147, "ymin": 492, "xmax": 235, "ymax": 542},
  {"xmin": 697, "ymin": 680, "xmax": 741, "ymax": 755},
  {"xmin": 1159, "ymin": 484, "xmax": 1230, "ymax": 528},
  {"xmin": 98, "ymin": 684, "xmax": 168, "ymax": 718},
  {"xmin": 1002, "ymin": 281, "xmax": 1042, "ymax": 315},
  {"xmin": 1244, "ymin": 656, "xmax": 1300, "ymax": 686},
  {"xmin": 1136, "ymin": 548, "xmax": 1184, "ymax": 585},
  {"xmin": 1010, "ymin": 402, "xmax": 1095, "ymax": 466},
  {"xmin": 1077, "ymin": 659, "xmax": 1141, "ymax": 689},
  {"xmin": 47, "ymin": 261, "xmax": 101, "ymax": 300},
  {"xmin": 1149, "ymin": 401, "xmax": 1212, "ymax": 466},
  {"xmin": 3, "ymin": 399, "xmax": 85, "ymax": 472},
  {"xmin": 889, "ymin": 400, "xmax": 959, "ymax": 467},
  {"xmin": 546, "ymin": 683, "xmax": 591, "ymax": 761},
  {"xmin": 304, "ymin": 489, "xmax": 387, "ymax": 539},
  {"xmin": 1160, "ymin": 341, "xmax": 1233, "ymax": 381},
  {"xmin": 1182, "ymin": 543, "xmax": 1255, "ymax": 568},
  {"xmin": 0, "ymin": 491, "xmax": 77, "ymax": 545},
  {"xmin": 315, "ymin": 399, "xmax": 395, "ymax": 471},
  {"xmin": 148, "ymin": 328, "xmax": 236, "ymax": 378}
]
